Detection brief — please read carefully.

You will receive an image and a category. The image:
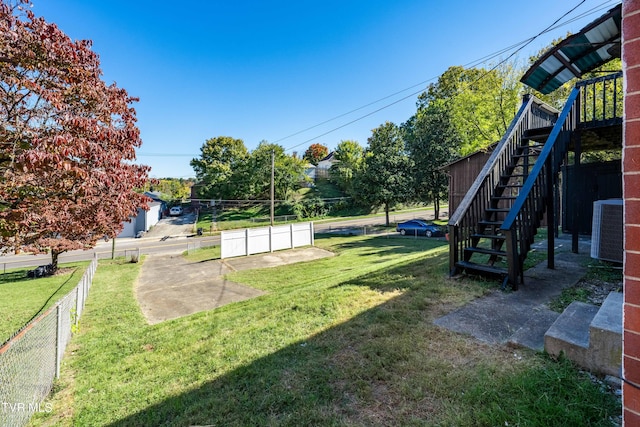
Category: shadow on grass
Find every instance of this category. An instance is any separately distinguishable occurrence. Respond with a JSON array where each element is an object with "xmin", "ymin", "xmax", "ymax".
[{"xmin": 105, "ymin": 252, "xmax": 618, "ymax": 427}]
